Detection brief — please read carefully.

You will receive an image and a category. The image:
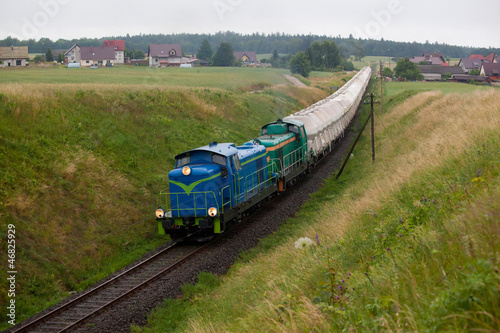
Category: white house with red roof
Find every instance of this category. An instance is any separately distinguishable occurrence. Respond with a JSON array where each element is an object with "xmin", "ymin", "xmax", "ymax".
[
  {"xmin": 103, "ymin": 40, "xmax": 125, "ymax": 64},
  {"xmin": 148, "ymin": 44, "xmax": 195, "ymax": 67}
]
